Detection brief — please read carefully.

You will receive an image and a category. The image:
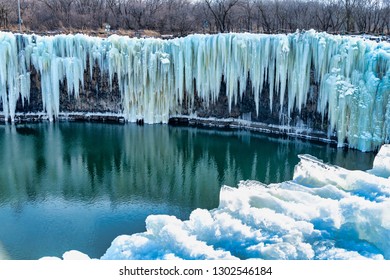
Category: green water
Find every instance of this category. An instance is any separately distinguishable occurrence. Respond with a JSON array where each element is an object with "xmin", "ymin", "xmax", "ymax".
[{"xmin": 0, "ymin": 123, "xmax": 376, "ymax": 259}]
